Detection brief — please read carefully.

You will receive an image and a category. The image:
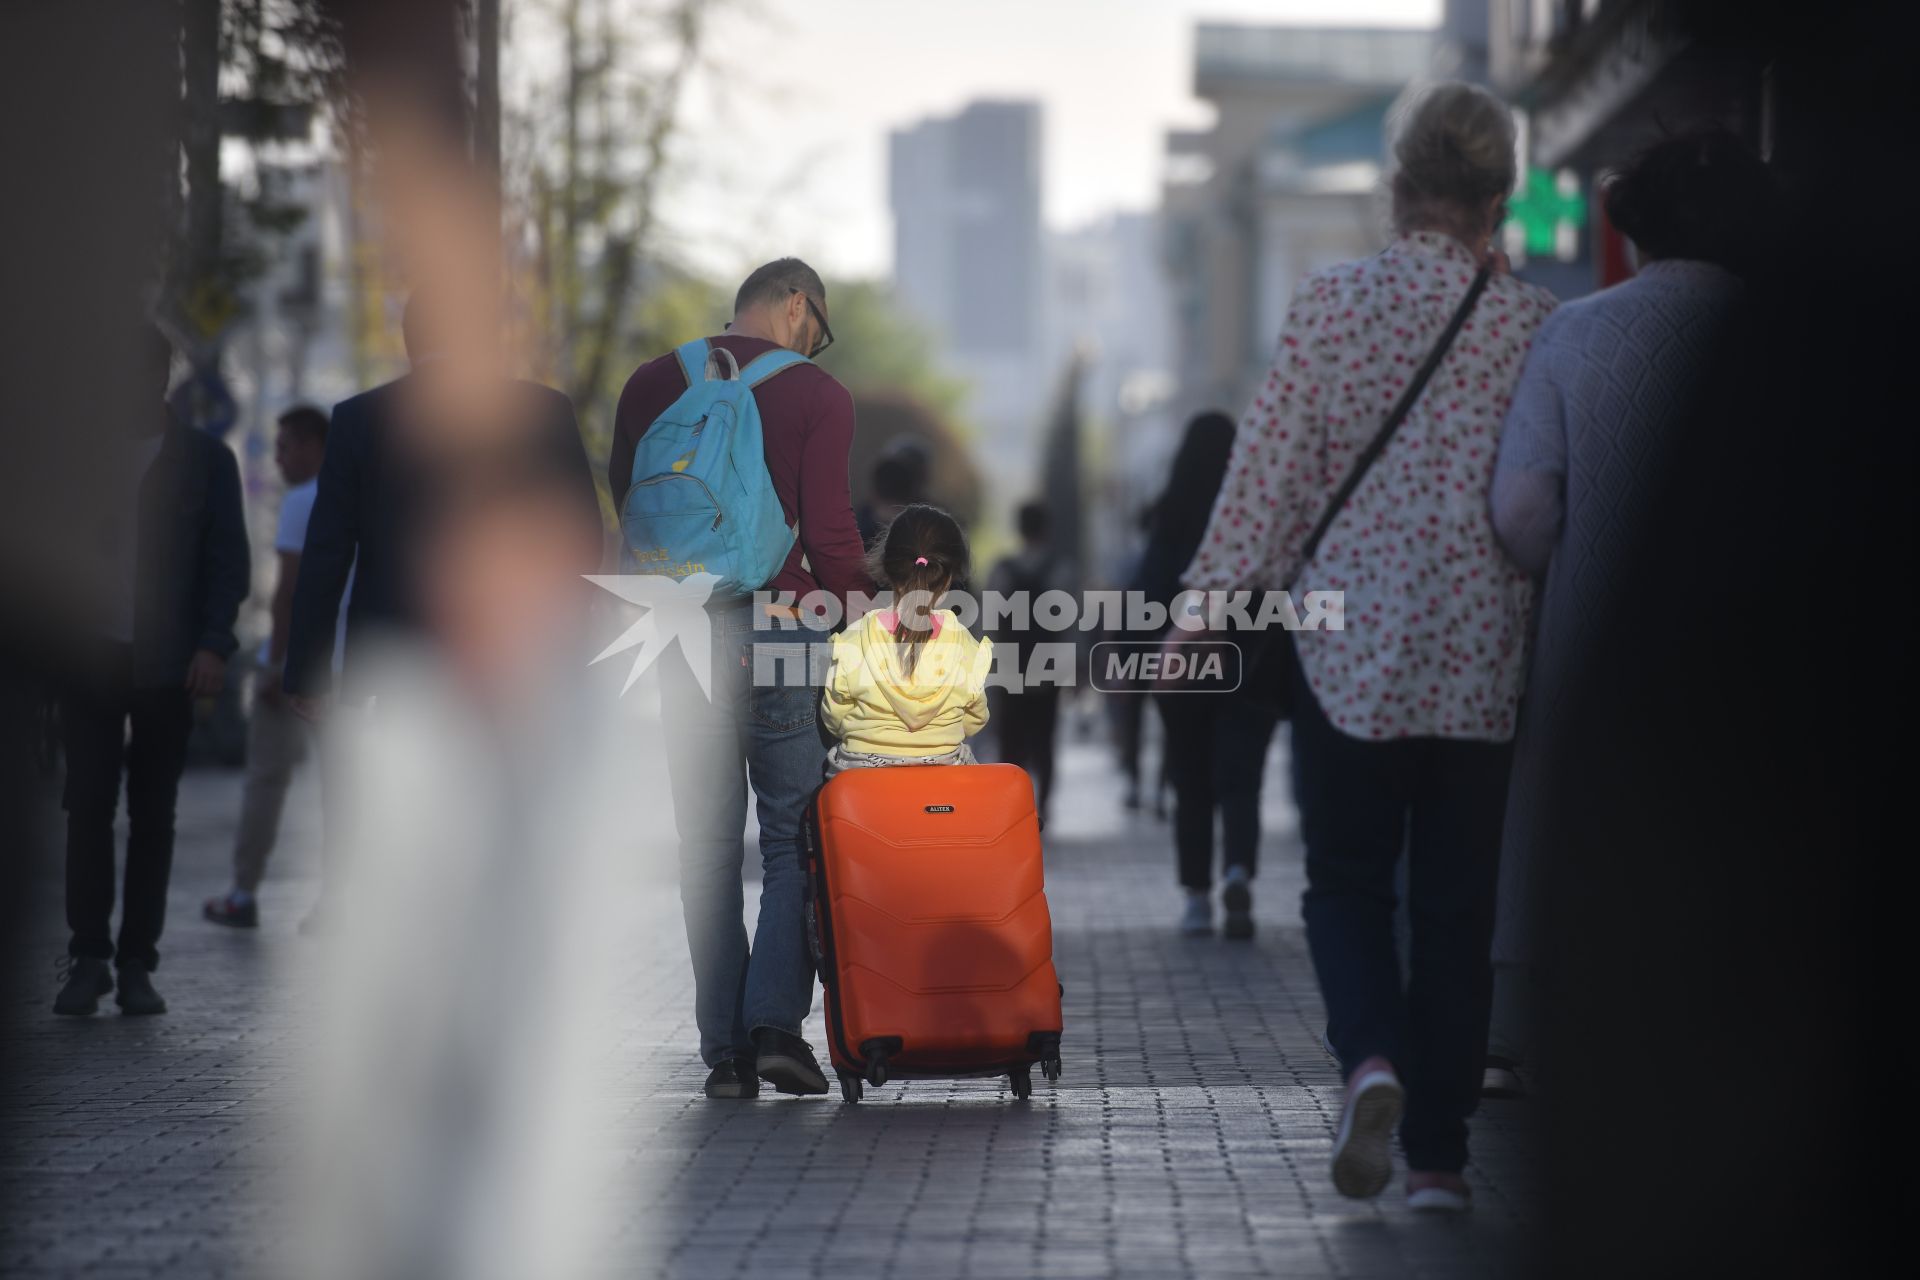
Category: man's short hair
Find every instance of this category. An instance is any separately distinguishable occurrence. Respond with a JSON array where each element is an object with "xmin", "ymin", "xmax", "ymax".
[
  {"xmin": 734, "ymin": 257, "xmax": 827, "ymax": 317},
  {"xmin": 1603, "ymin": 126, "xmax": 1777, "ymax": 277},
  {"xmin": 277, "ymin": 404, "xmax": 329, "ymax": 446},
  {"xmin": 1017, "ymin": 500, "xmax": 1049, "ymax": 543}
]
